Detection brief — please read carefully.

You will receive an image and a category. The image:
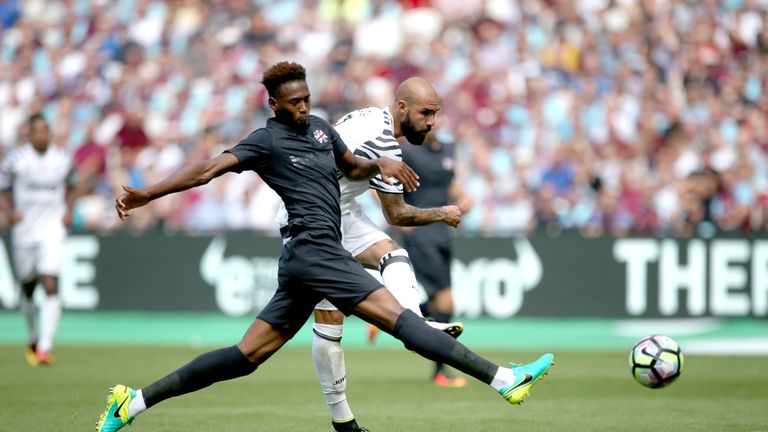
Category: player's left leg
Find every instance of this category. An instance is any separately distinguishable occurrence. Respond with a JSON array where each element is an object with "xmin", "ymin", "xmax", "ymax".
[
  {"xmin": 13, "ymin": 241, "xmax": 40, "ymax": 366},
  {"xmin": 355, "ymin": 239, "xmax": 423, "ymax": 316},
  {"xmin": 96, "ymin": 282, "xmax": 316, "ymax": 432},
  {"xmin": 37, "ymin": 274, "xmax": 60, "ymax": 365},
  {"xmin": 97, "ymin": 319, "xmax": 293, "ymax": 432},
  {"xmin": 407, "ymin": 242, "xmax": 465, "ymax": 386},
  {"xmin": 354, "ymin": 238, "xmax": 463, "ymax": 342},
  {"xmin": 425, "ymin": 287, "xmax": 466, "ymax": 387},
  {"xmin": 20, "ymin": 279, "xmax": 39, "ymax": 366},
  {"xmin": 312, "ymin": 303, "xmax": 367, "ymax": 432},
  {"xmin": 36, "ymin": 237, "xmax": 64, "ymax": 365}
]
